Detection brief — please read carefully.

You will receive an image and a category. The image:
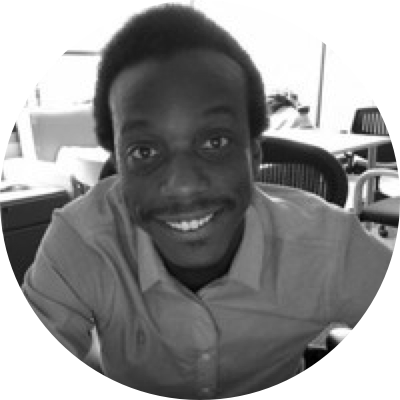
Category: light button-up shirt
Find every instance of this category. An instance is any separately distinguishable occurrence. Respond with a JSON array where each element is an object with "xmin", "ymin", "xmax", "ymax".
[{"xmin": 22, "ymin": 178, "xmax": 392, "ymax": 399}]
